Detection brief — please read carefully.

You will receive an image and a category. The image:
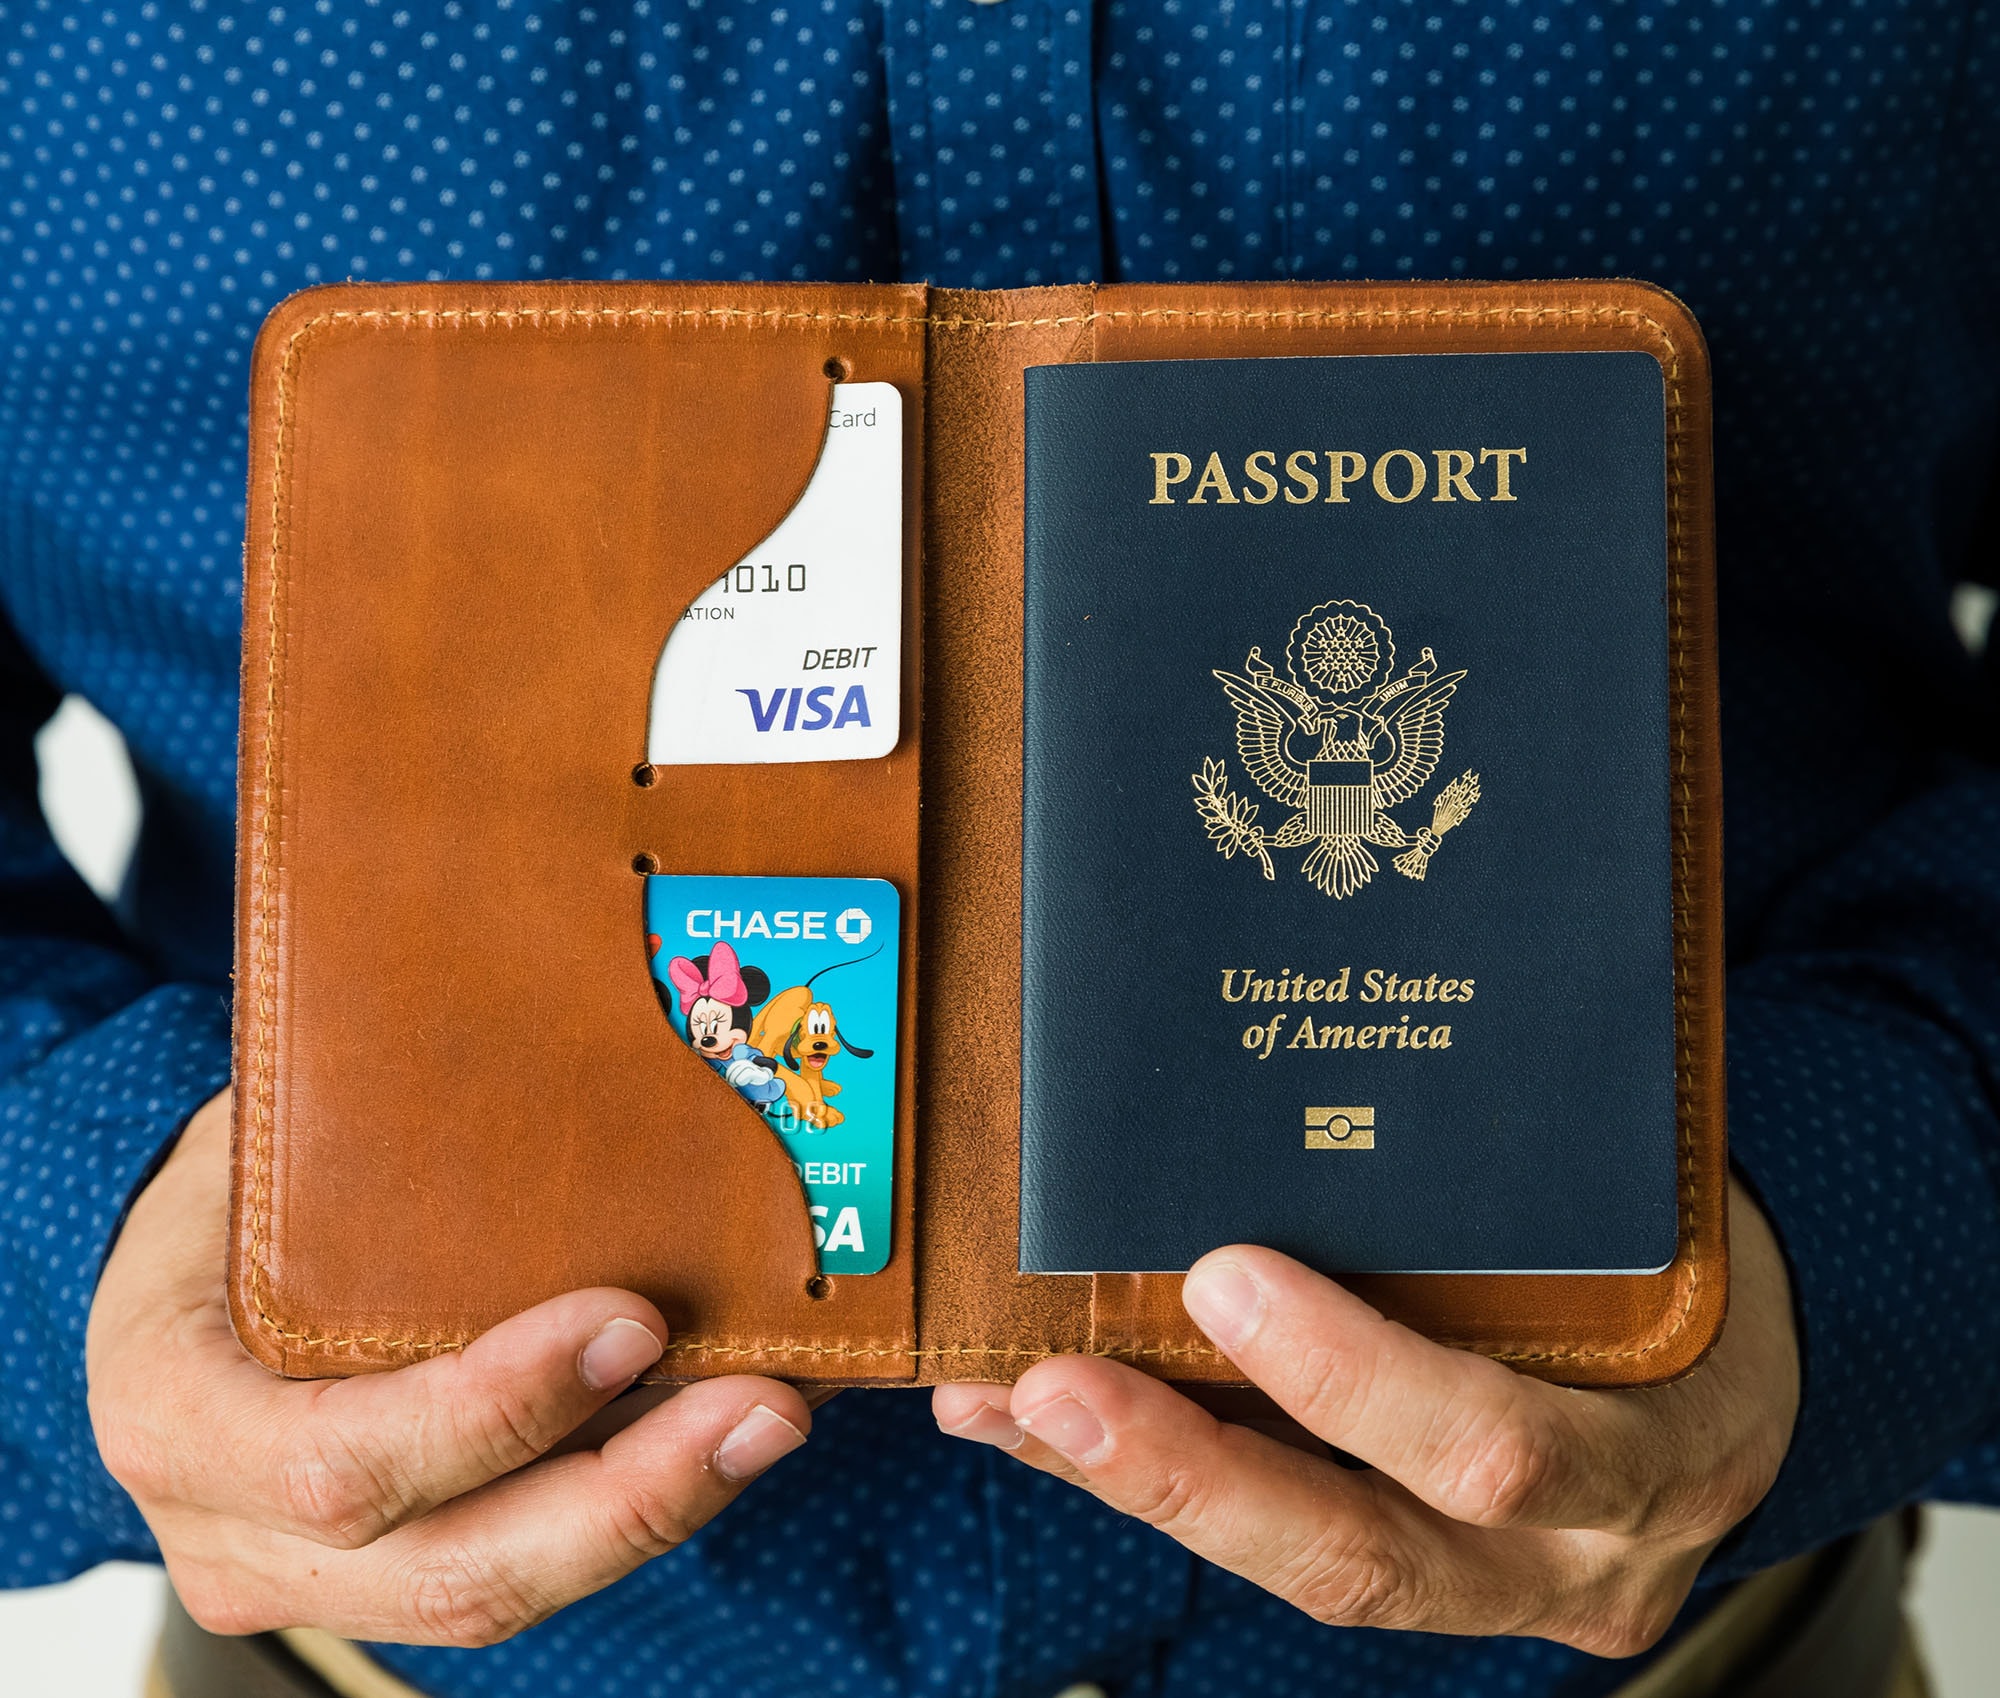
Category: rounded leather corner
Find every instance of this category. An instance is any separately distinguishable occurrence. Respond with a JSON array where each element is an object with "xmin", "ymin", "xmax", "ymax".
[{"xmin": 1592, "ymin": 276, "xmax": 1713, "ymax": 385}]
